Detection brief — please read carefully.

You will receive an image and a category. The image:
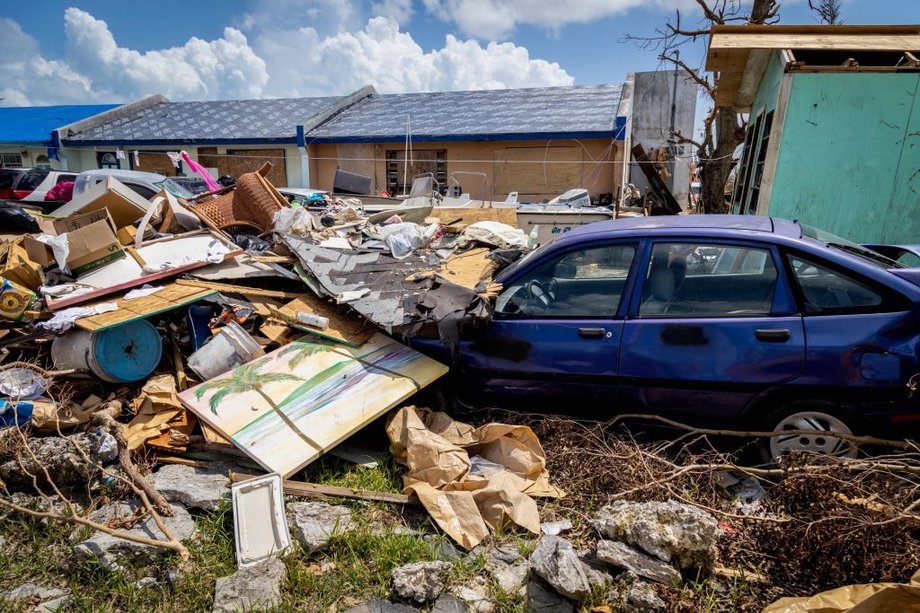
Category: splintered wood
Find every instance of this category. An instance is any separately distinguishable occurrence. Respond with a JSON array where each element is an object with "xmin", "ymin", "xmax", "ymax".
[
  {"xmin": 76, "ymin": 285, "xmax": 216, "ymax": 331},
  {"xmin": 439, "ymin": 248, "xmax": 498, "ymax": 290},
  {"xmin": 430, "ymin": 207, "xmax": 517, "ymax": 229},
  {"xmin": 275, "ymin": 293, "xmax": 375, "ymax": 346}
]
